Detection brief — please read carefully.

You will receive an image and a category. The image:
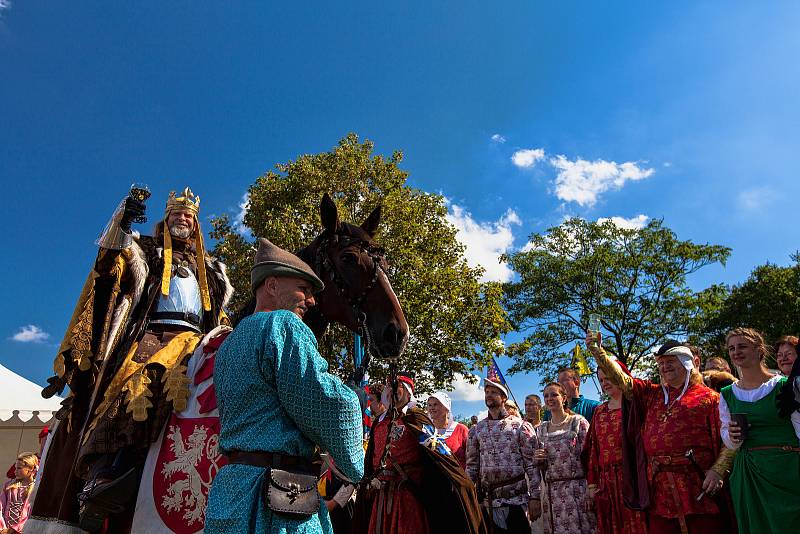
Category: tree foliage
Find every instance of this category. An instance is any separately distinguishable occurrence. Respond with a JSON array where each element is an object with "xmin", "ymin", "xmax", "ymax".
[
  {"xmin": 698, "ymin": 256, "xmax": 800, "ymax": 356},
  {"xmin": 501, "ymin": 218, "xmax": 730, "ymax": 379},
  {"xmin": 210, "ymin": 133, "xmax": 509, "ymax": 392}
]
